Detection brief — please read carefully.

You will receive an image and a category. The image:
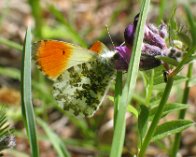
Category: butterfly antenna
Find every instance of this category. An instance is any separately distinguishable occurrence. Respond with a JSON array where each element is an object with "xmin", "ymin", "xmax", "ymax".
[
  {"xmin": 120, "ymin": 41, "xmax": 125, "ymax": 46},
  {"xmin": 105, "ymin": 25, "xmax": 115, "ymax": 49}
]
